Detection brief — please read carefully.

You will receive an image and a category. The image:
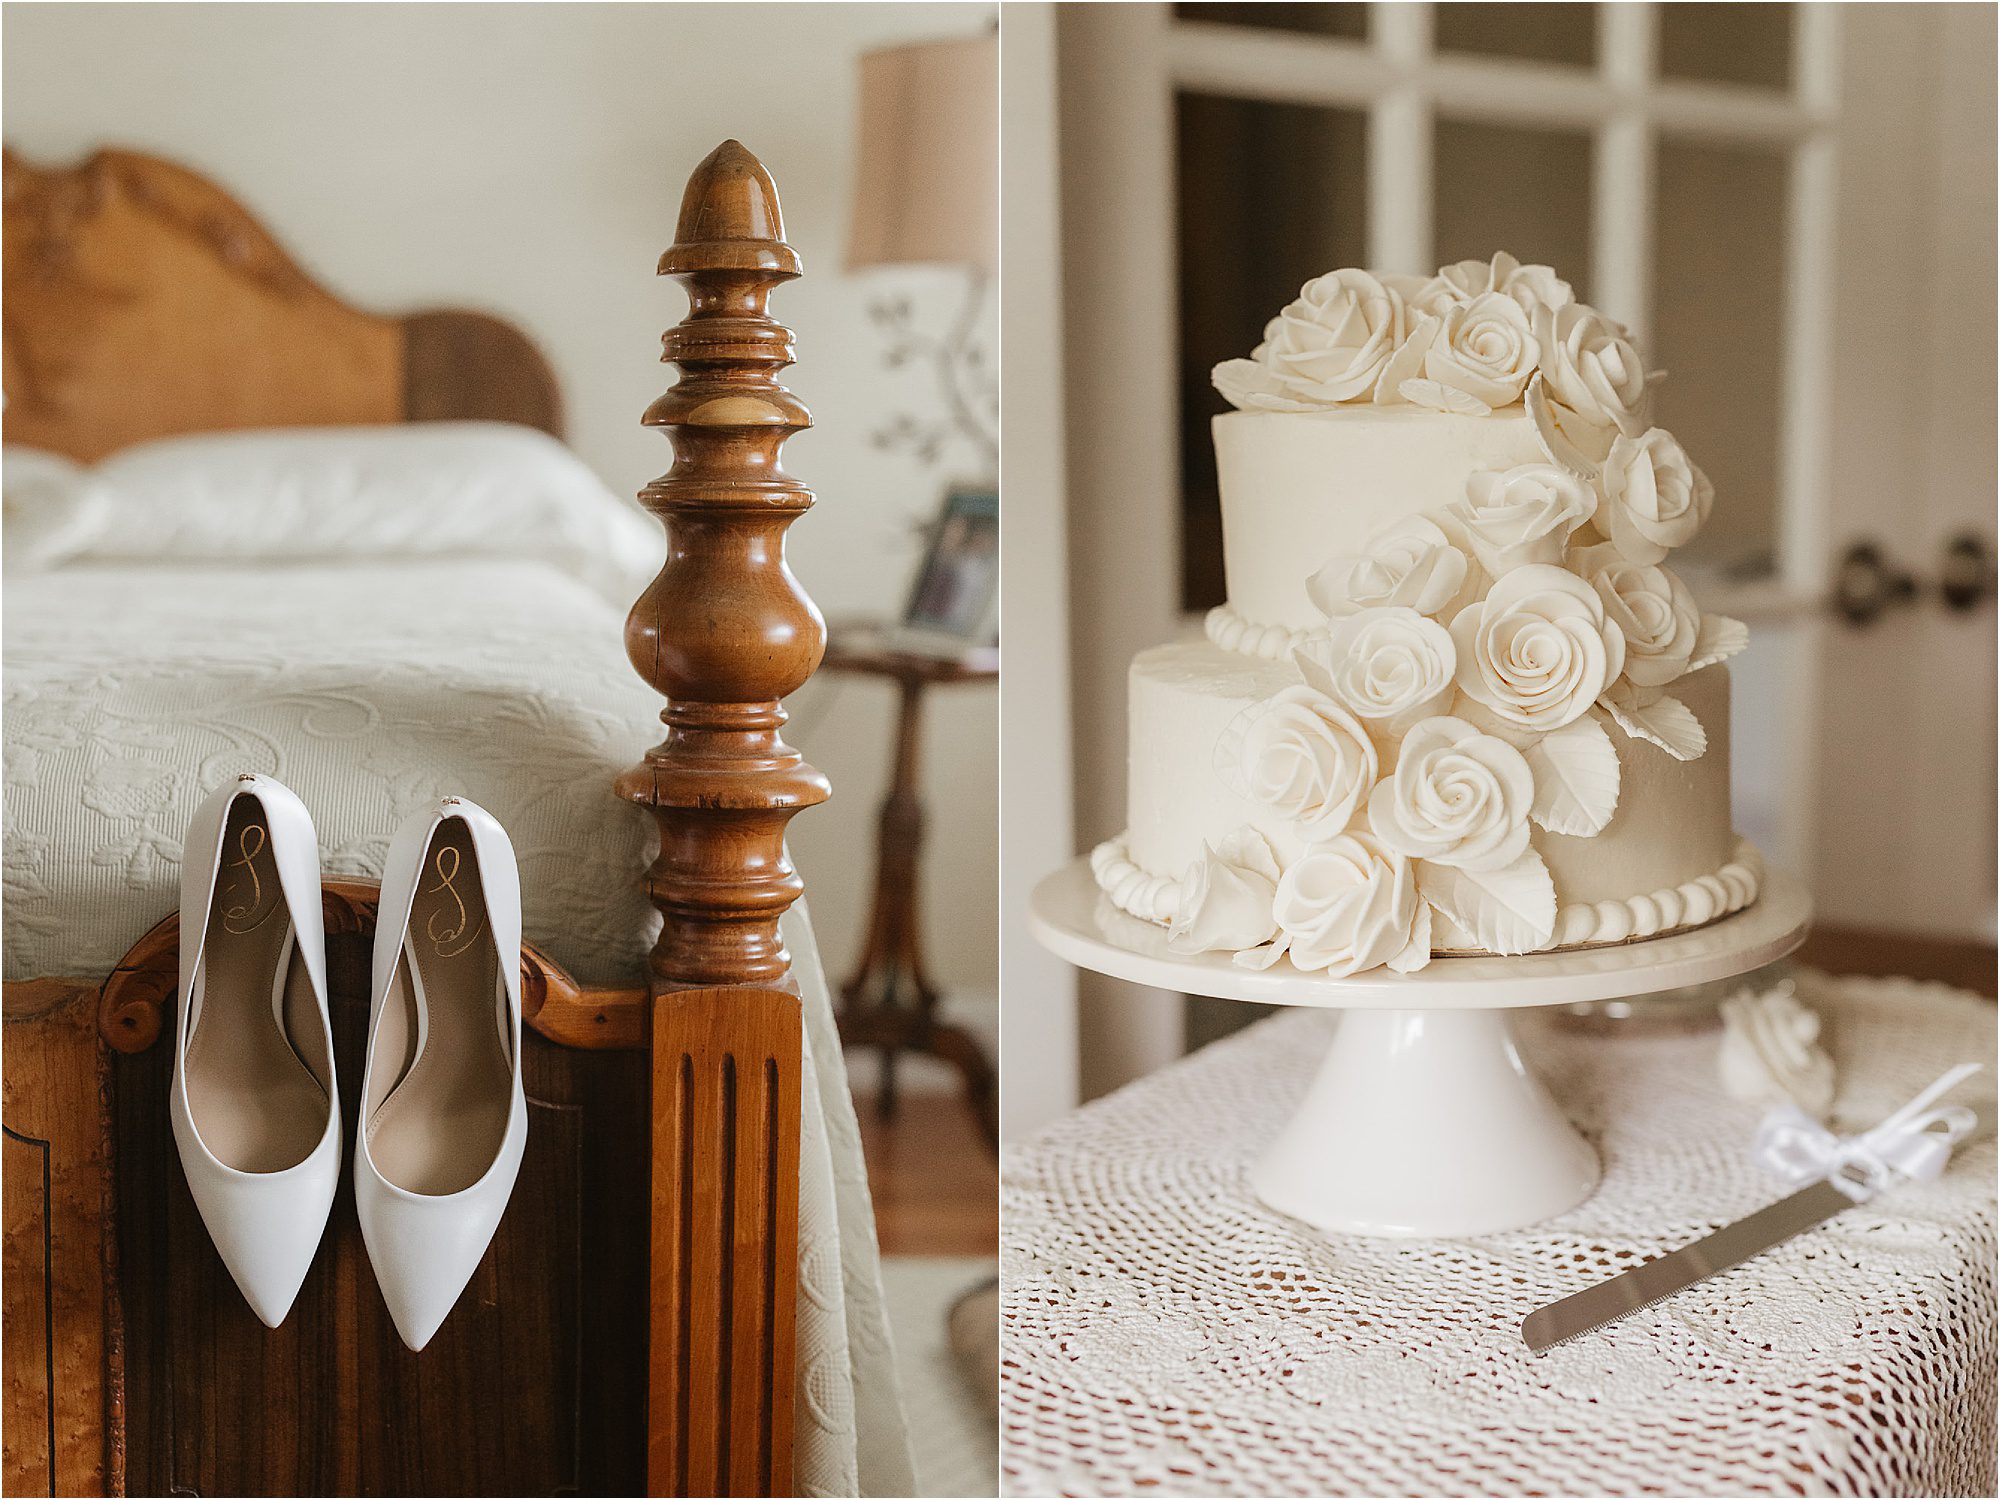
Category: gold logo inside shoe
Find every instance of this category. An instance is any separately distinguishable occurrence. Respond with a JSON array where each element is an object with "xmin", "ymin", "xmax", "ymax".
[
  {"xmin": 219, "ymin": 822, "xmax": 283, "ymax": 934},
  {"xmin": 423, "ymin": 844, "xmax": 485, "ymax": 960}
]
